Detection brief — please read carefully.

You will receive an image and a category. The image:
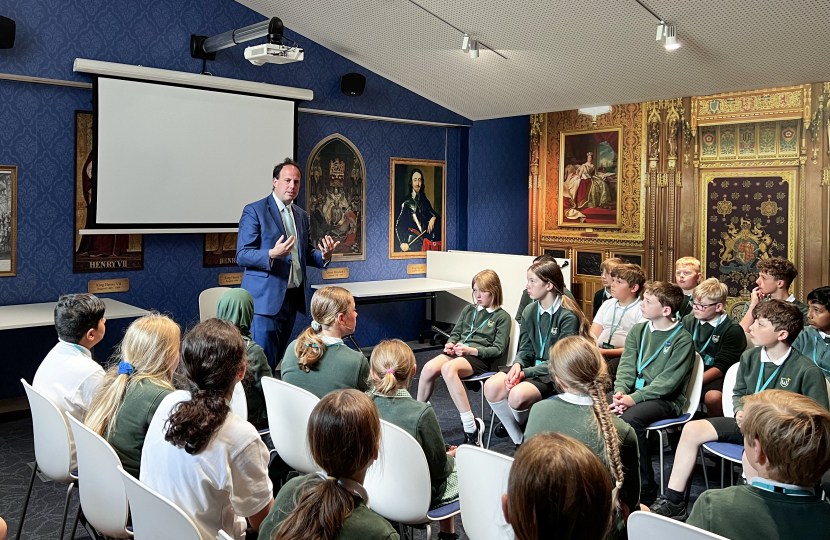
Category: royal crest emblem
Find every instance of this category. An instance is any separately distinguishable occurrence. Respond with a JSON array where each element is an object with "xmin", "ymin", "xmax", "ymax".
[{"xmin": 718, "ymin": 217, "xmax": 780, "ymax": 275}]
